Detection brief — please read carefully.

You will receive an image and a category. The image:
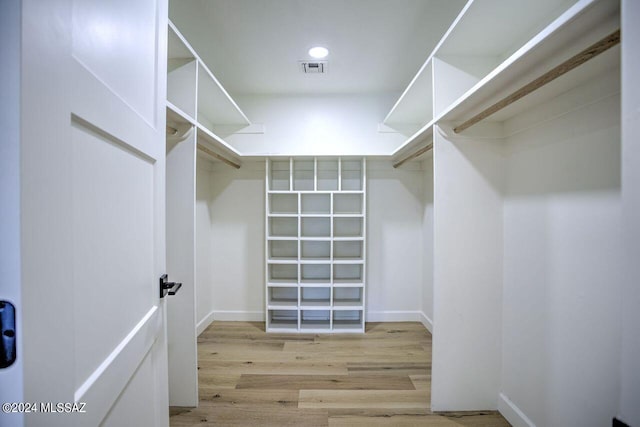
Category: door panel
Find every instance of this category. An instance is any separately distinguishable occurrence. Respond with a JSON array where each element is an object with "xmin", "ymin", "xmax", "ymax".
[
  {"xmin": 19, "ymin": 0, "xmax": 169, "ymax": 425},
  {"xmin": 71, "ymin": 0, "xmax": 158, "ymax": 124},
  {"xmin": 71, "ymin": 118, "xmax": 155, "ymax": 388}
]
